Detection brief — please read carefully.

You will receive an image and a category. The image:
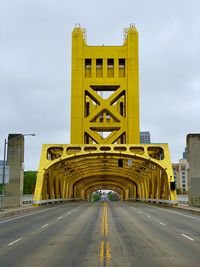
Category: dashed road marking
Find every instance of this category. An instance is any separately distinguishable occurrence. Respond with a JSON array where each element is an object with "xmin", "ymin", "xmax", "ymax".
[
  {"xmin": 0, "ymin": 203, "xmax": 87, "ymax": 225},
  {"xmin": 8, "ymin": 238, "xmax": 22, "ymax": 246},
  {"xmin": 41, "ymin": 224, "xmax": 48, "ymax": 229},
  {"xmin": 181, "ymin": 234, "xmax": 195, "ymax": 241},
  {"xmin": 156, "ymin": 207, "xmax": 200, "ymax": 221},
  {"xmin": 159, "ymin": 222, "xmax": 166, "ymax": 226}
]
